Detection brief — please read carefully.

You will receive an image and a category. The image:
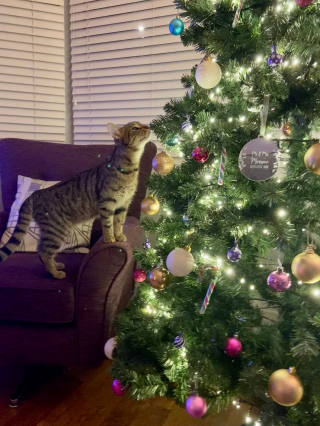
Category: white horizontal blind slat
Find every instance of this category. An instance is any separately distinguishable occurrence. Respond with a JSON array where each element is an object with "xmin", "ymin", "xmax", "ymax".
[{"xmin": 0, "ymin": 0, "xmax": 65, "ymax": 143}]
